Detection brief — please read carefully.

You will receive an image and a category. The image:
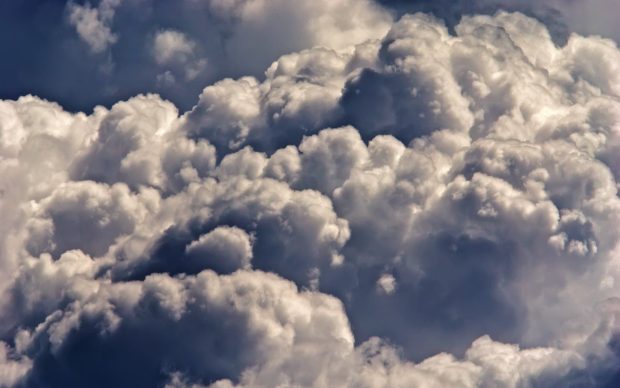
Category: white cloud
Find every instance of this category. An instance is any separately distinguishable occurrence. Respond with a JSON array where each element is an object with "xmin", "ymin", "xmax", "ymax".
[
  {"xmin": 153, "ymin": 30, "xmax": 196, "ymax": 66},
  {"xmin": 67, "ymin": 0, "xmax": 122, "ymax": 53},
  {"xmin": 25, "ymin": 181, "xmax": 150, "ymax": 258},
  {"xmin": 205, "ymin": 0, "xmax": 392, "ymax": 51},
  {"xmin": 3, "ymin": 8, "xmax": 620, "ymax": 387},
  {"xmin": 185, "ymin": 226, "xmax": 253, "ymax": 273},
  {"xmin": 376, "ymin": 273, "xmax": 397, "ymax": 295},
  {"xmin": 0, "ymin": 342, "xmax": 31, "ymax": 387}
]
